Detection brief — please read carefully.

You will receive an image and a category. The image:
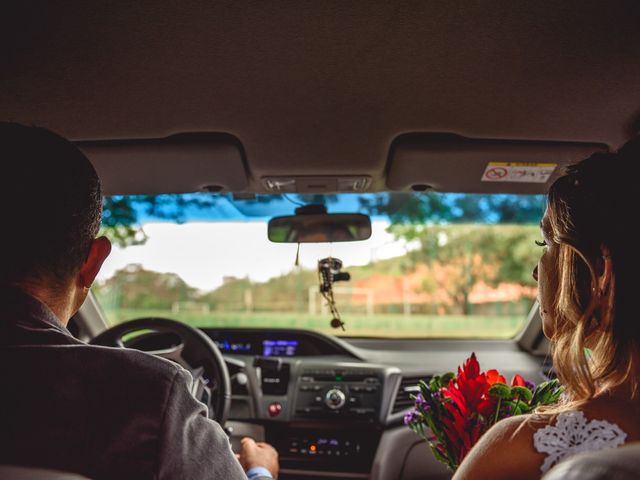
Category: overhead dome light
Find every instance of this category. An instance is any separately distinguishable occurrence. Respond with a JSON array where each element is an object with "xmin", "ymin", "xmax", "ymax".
[{"xmin": 262, "ymin": 176, "xmax": 371, "ymax": 193}]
